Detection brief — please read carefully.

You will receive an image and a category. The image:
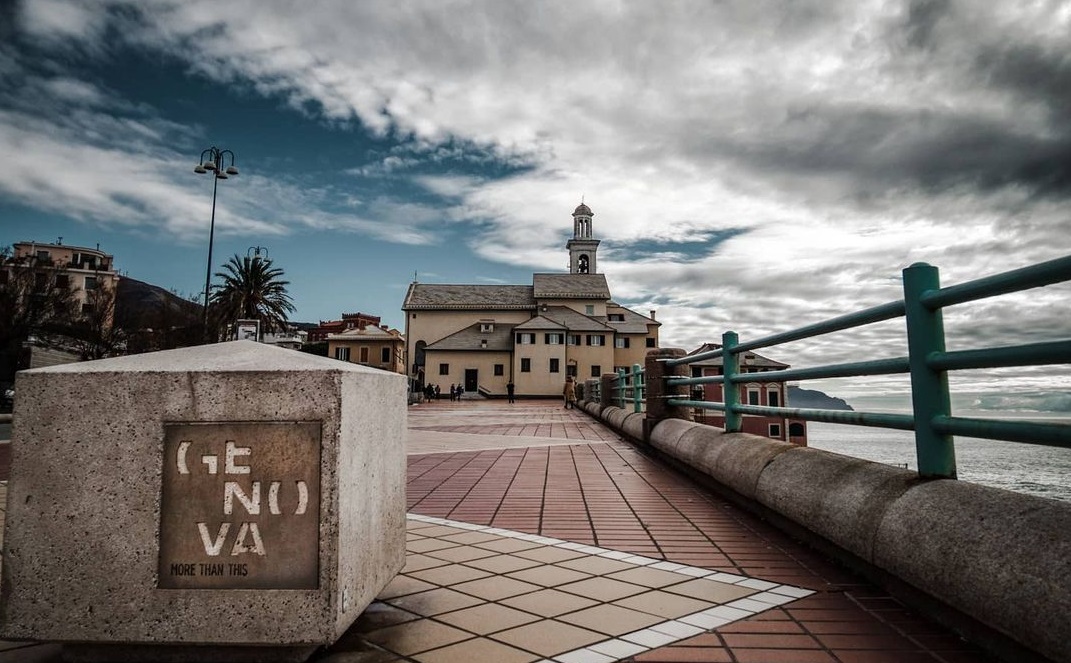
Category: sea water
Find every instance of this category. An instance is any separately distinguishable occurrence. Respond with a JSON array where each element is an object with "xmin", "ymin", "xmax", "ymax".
[{"xmin": 805, "ymin": 393, "xmax": 1071, "ymax": 503}]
